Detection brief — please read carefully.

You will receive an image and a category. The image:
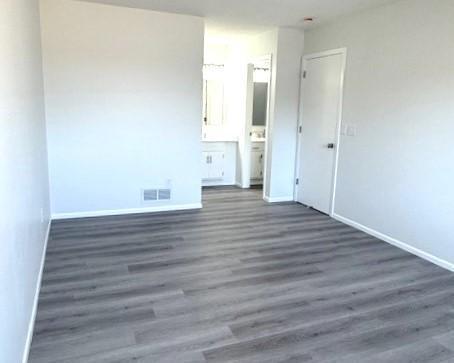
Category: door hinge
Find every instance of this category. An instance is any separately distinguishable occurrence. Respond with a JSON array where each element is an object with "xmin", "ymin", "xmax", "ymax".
[
  {"xmin": 296, "ymin": 178, "xmax": 300, "ymax": 185},
  {"xmin": 298, "ymin": 125, "xmax": 302, "ymax": 134},
  {"xmin": 302, "ymin": 70, "xmax": 307, "ymax": 79}
]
